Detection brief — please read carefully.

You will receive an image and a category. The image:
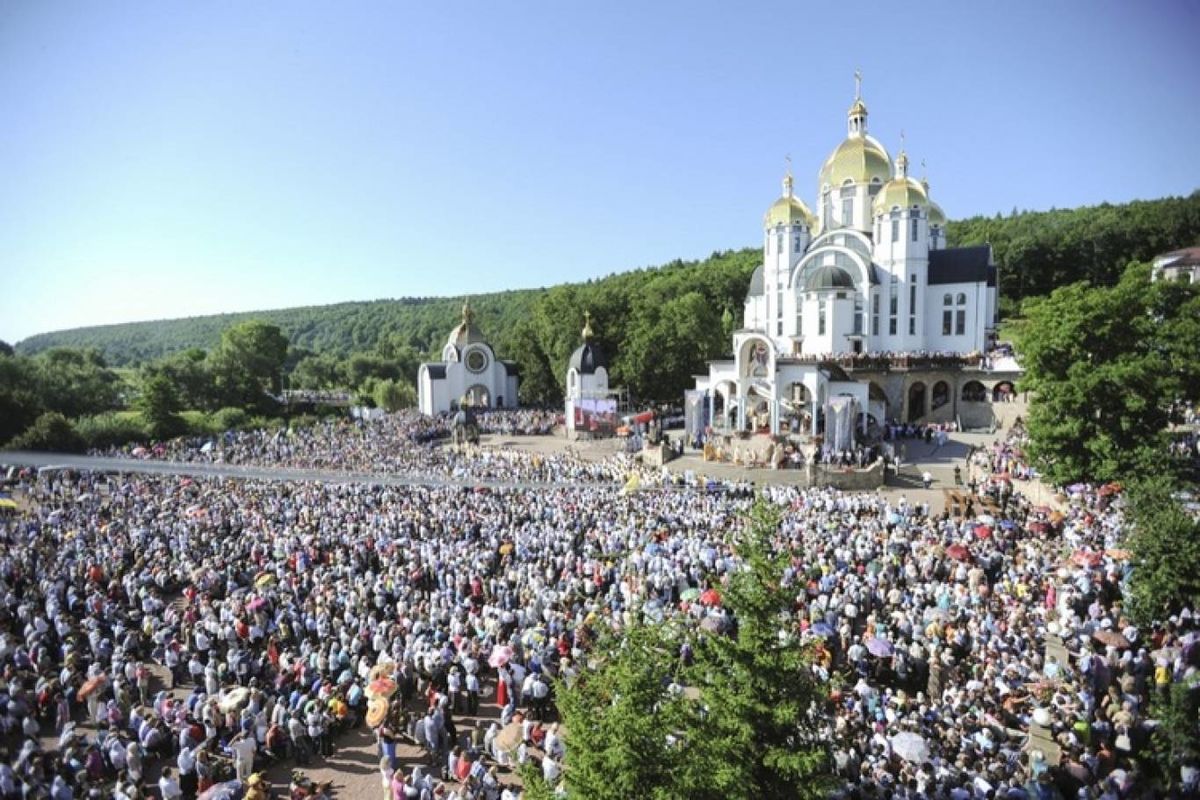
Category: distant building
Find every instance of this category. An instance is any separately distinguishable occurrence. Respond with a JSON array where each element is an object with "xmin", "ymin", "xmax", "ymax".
[
  {"xmin": 417, "ymin": 300, "xmax": 519, "ymax": 416},
  {"xmin": 1151, "ymin": 246, "xmax": 1200, "ymax": 284},
  {"xmin": 693, "ymin": 76, "xmax": 1006, "ymax": 439},
  {"xmin": 565, "ymin": 312, "xmax": 616, "ymax": 438}
]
